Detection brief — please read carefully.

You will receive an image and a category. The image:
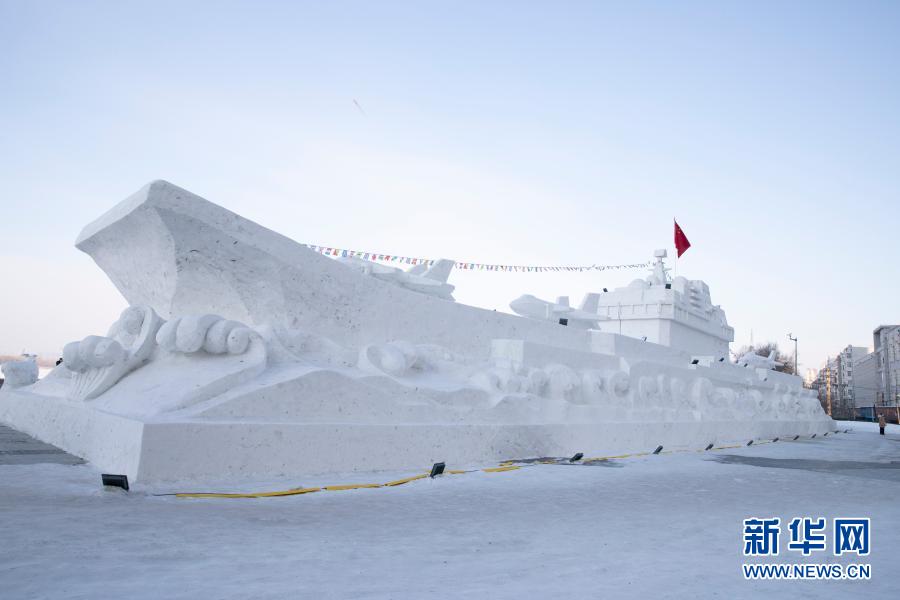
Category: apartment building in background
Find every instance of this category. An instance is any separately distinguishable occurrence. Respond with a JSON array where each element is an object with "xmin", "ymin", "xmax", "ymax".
[
  {"xmin": 834, "ymin": 345, "xmax": 868, "ymax": 417},
  {"xmin": 873, "ymin": 325, "xmax": 900, "ymax": 406},
  {"xmin": 852, "ymin": 351, "xmax": 879, "ymax": 409}
]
